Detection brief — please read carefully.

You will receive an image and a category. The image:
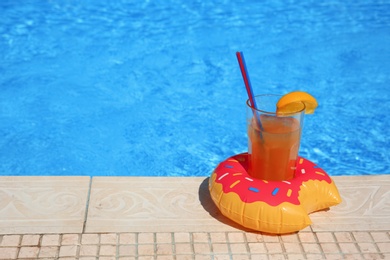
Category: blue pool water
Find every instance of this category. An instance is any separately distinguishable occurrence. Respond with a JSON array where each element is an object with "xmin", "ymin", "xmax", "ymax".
[{"xmin": 1, "ymin": 0, "xmax": 389, "ymax": 176}]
